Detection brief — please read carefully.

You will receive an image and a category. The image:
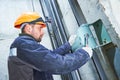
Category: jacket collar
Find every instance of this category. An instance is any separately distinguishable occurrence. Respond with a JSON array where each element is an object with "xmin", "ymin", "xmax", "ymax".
[{"xmin": 19, "ymin": 33, "xmax": 38, "ymax": 42}]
